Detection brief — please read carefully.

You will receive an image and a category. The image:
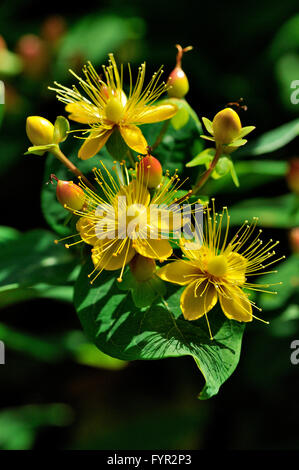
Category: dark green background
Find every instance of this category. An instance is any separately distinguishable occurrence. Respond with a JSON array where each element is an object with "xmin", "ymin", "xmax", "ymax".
[{"xmin": 0, "ymin": 0, "xmax": 298, "ymax": 450}]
